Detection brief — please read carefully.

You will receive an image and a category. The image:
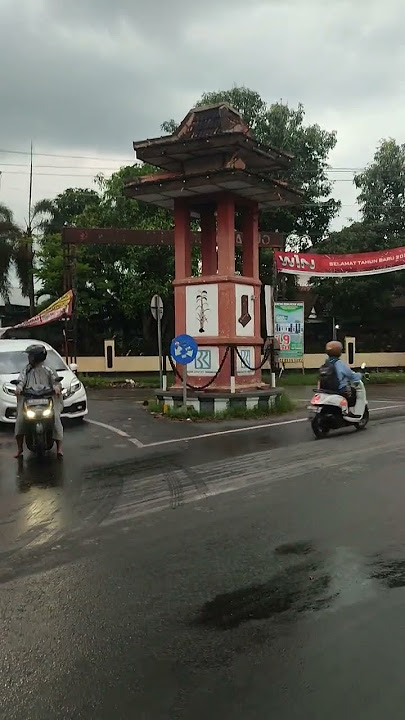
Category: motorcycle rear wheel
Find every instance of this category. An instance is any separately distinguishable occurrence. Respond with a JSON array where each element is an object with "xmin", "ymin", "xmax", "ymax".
[{"xmin": 311, "ymin": 414, "xmax": 330, "ymax": 439}]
